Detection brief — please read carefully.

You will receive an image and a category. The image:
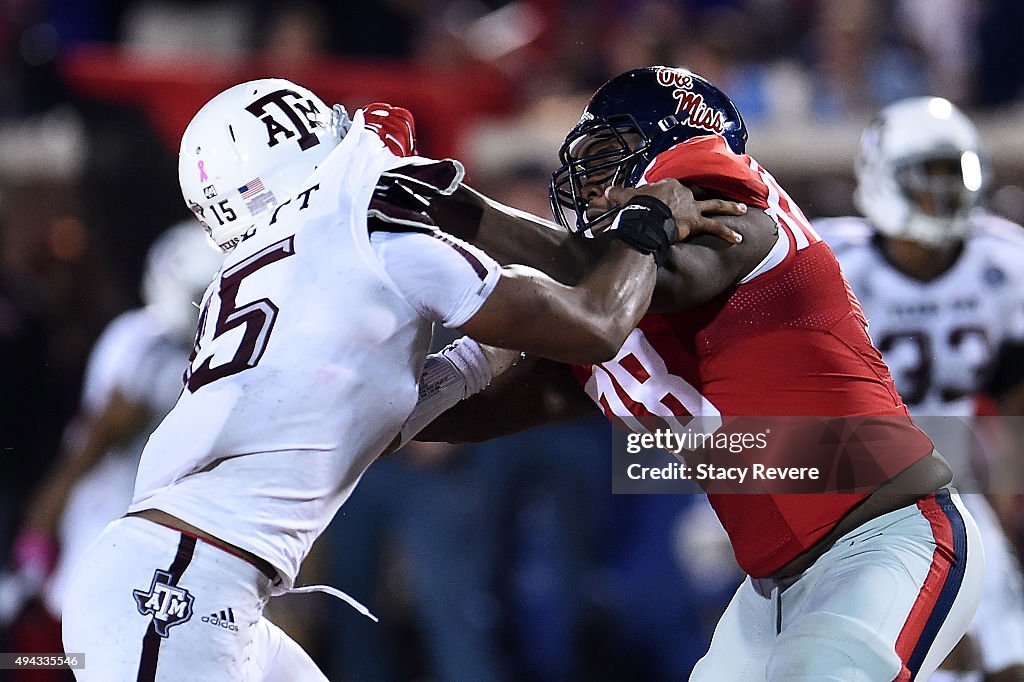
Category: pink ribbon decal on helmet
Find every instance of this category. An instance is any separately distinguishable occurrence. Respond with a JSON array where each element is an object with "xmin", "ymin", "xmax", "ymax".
[{"xmin": 198, "ymin": 160, "xmax": 208, "ymax": 183}]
